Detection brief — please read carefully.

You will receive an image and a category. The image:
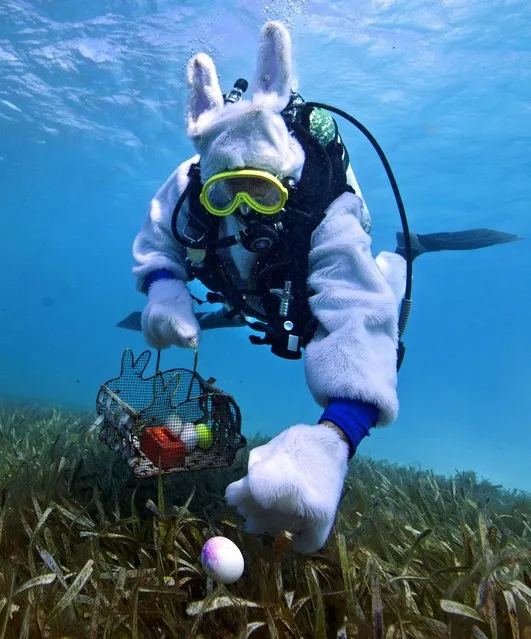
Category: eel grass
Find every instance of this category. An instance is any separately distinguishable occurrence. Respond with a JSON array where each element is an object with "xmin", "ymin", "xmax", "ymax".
[{"xmin": 0, "ymin": 404, "xmax": 529, "ymax": 639}]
